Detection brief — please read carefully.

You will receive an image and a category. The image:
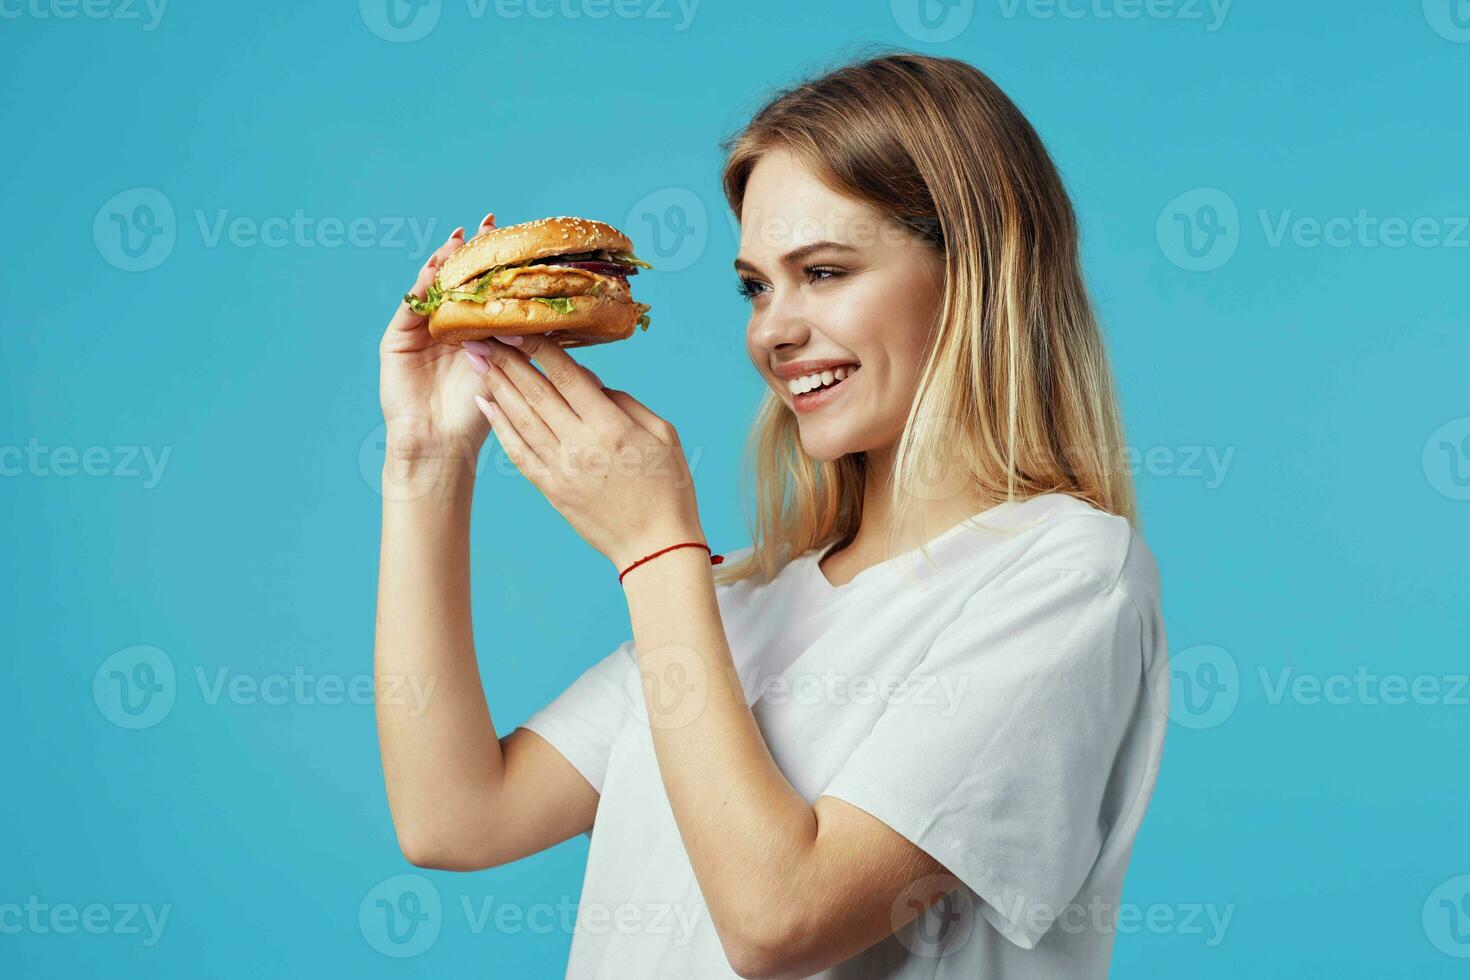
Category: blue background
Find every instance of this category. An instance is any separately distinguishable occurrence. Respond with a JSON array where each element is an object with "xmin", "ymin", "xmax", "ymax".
[{"xmin": 2, "ymin": 0, "xmax": 1467, "ymax": 976}]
